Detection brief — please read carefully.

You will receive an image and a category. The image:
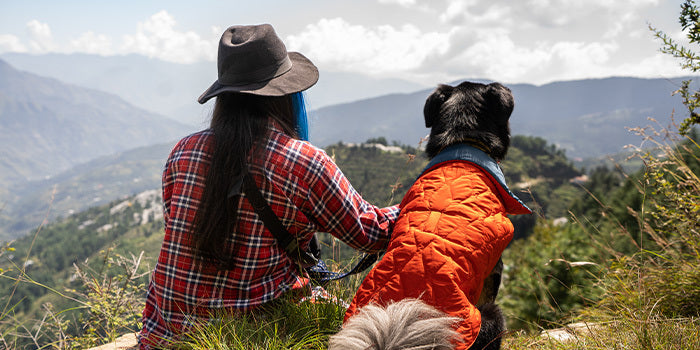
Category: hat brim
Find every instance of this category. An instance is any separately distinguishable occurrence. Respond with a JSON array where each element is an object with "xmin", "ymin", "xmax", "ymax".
[{"xmin": 198, "ymin": 52, "xmax": 319, "ymax": 104}]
